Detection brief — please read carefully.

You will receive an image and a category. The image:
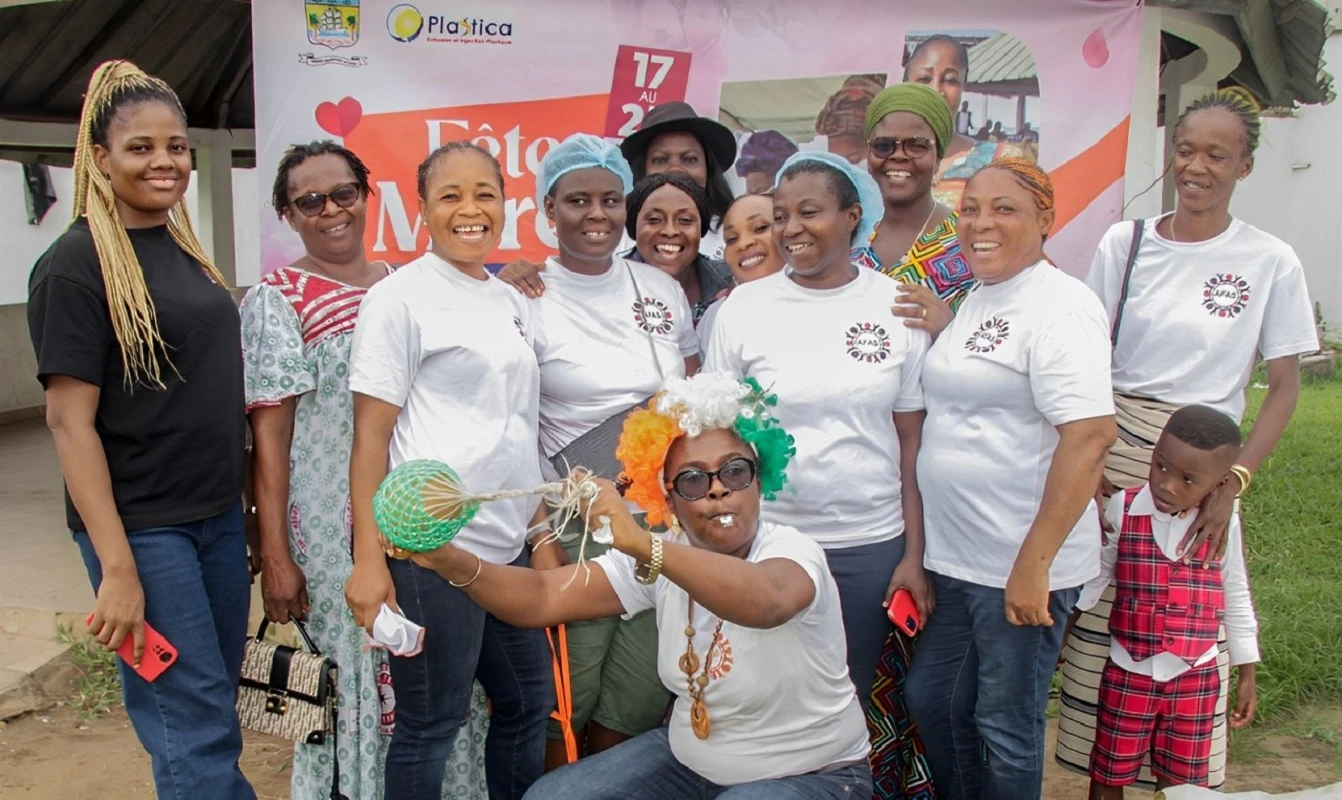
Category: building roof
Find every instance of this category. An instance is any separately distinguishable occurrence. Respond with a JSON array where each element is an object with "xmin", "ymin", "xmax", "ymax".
[
  {"xmin": 0, "ymin": 0, "xmax": 253, "ymax": 127},
  {"xmin": 1151, "ymin": 0, "xmax": 1335, "ymax": 107},
  {"xmin": 968, "ymin": 32, "xmax": 1039, "ymax": 85}
]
